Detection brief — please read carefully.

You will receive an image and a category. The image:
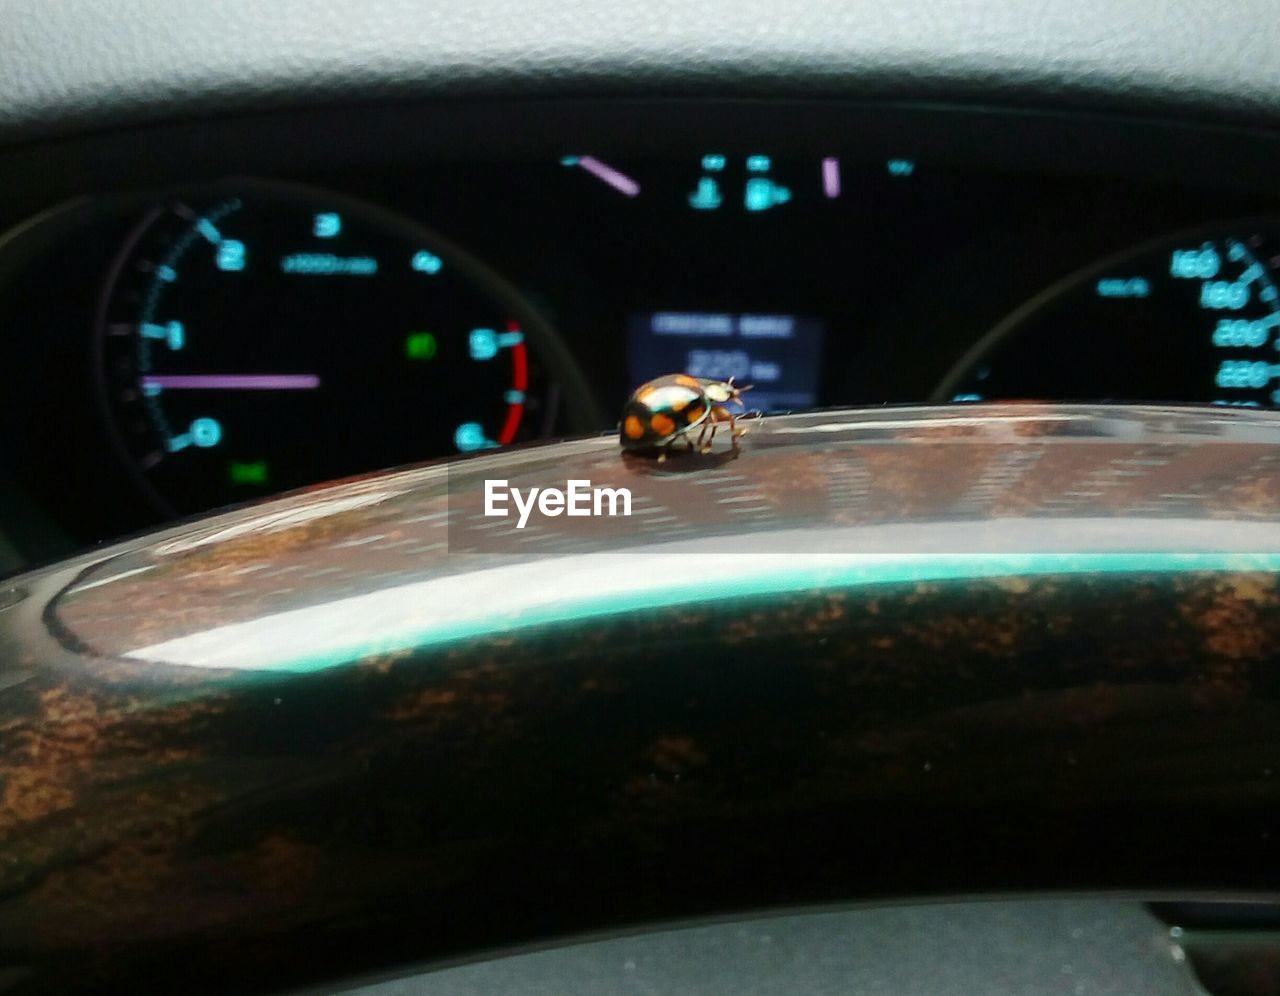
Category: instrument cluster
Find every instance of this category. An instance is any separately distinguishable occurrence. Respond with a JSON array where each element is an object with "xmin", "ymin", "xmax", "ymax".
[{"xmin": 0, "ymin": 151, "xmax": 1276, "ymax": 545}]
